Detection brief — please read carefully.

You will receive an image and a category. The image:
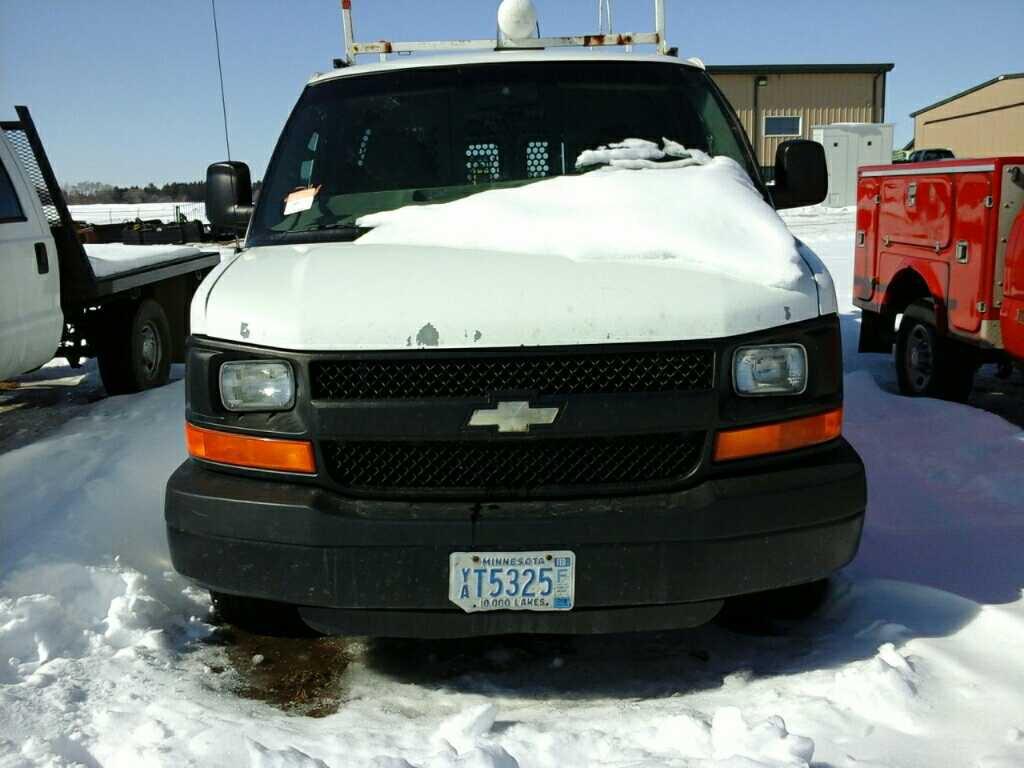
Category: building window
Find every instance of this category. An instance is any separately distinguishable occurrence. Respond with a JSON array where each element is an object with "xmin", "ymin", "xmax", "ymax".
[{"xmin": 764, "ymin": 115, "xmax": 802, "ymax": 137}]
